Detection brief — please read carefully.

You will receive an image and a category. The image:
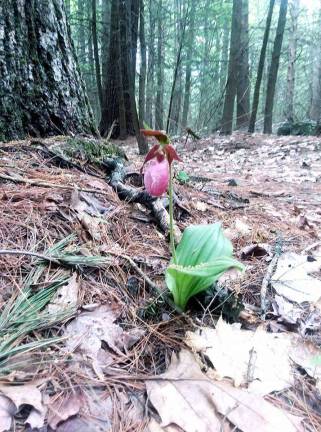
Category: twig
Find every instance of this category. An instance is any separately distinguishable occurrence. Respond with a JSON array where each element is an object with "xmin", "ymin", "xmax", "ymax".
[
  {"xmin": 0, "ymin": 249, "xmax": 60, "ymax": 265},
  {"xmin": 260, "ymin": 254, "xmax": 279, "ymax": 315},
  {"xmin": 0, "ymin": 173, "xmax": 111, "ymax": 197},
  {"xmin": 109, "ymin": 251, "xmax": 181, "ymax": 312}
]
